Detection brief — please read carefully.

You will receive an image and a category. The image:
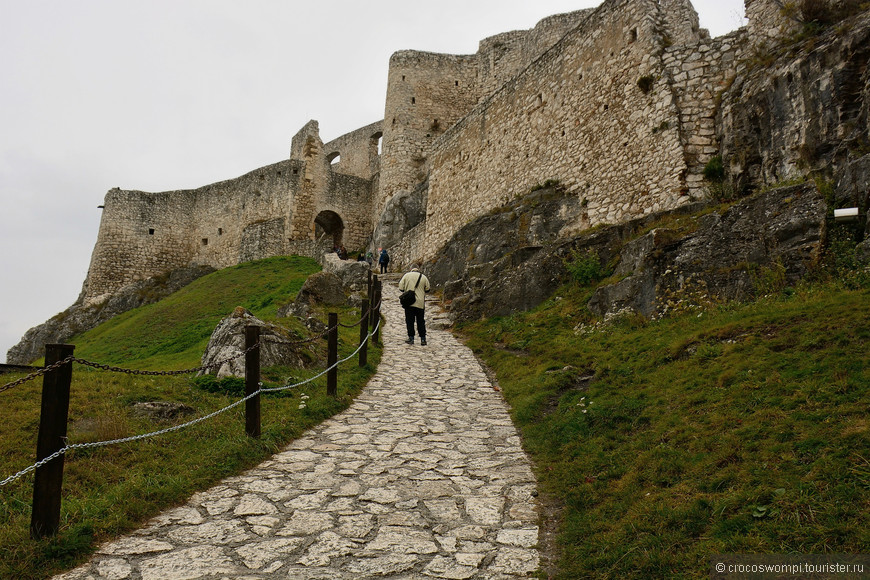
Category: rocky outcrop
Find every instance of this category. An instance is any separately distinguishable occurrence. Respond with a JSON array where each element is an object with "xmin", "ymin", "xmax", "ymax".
[
  {"xmin": 588, "ymin": 182, "xmax": 826, "ymax": 318},
  {"xmin": 719, "ymin": 10, "xmax": 870, "ymax": 189},
  {"xmin": 199, "ymin": 307, "xmax": 317, "ymax": 378},
  {"xmin": 439, "ymin": 183, "xmax": 827, "ymax": 323},
  {"xmin": 7, "ymin": 265, "xmax": 215, "ymax": 365},
  {"xmin": 321, "ymin": 253, "xmax": 371, "ymax": 292},
  {"xmin": 427, "ymin": 186, "xmax": 586, "ymax": 290},
  {"xmin": 431, "ymin": 185, "xmax": 706, "ymax": 323},
  {"xmin": 370, "ymin": 180, "xmax": 428, "ymax": 253},
  {"xmin": 293, "ymin": 271, "xmax": 347, "ymax": 307}
]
